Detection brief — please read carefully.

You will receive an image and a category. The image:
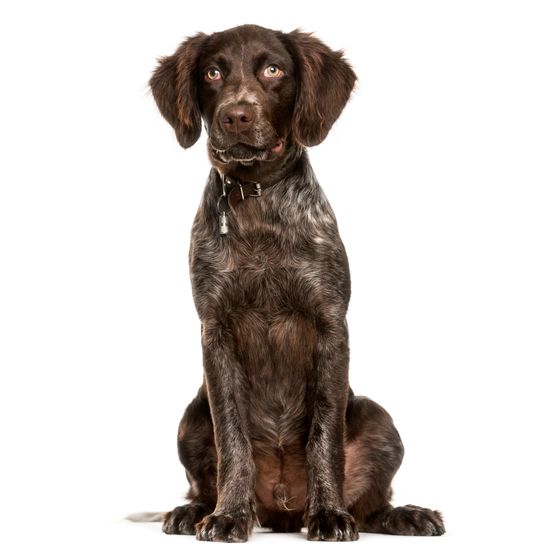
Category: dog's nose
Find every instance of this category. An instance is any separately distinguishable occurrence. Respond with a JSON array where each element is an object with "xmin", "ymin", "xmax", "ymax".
[{"xmin": 221, "ymin": 104, "xmax": 255, "ymax": 133}]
